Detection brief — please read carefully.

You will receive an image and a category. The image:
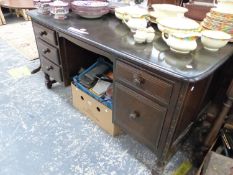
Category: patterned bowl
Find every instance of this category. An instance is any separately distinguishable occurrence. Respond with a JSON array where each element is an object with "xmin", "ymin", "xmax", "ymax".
[
  {"xmin": 72, "ymin": 8, "xmax": 109, "ymax": 18},
  {"xmin": 71, "ymin": 1, "xmax": 109, "ymax": 18},
  {"xmin": 71, "ymin": 1, "xmax": 109, "ymax": 11}
]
